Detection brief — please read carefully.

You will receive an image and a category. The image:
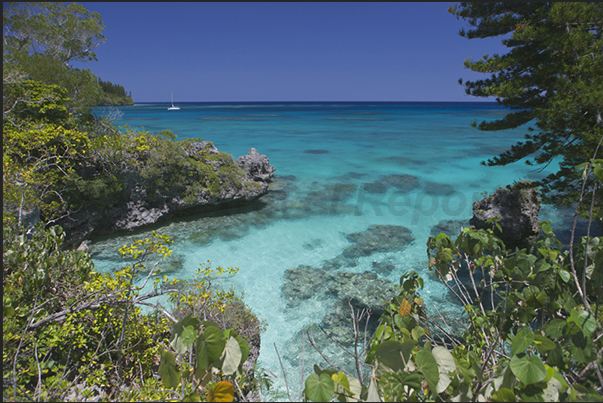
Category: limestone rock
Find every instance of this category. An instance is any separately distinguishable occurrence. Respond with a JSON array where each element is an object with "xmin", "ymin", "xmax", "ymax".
[
  {"xmin": 58, "ymin": 144, "xmax": 275, "ymax": 247},
  {"xmin": 236, "ymin": 148, "xmax": 276, "ymax": 182},
  {"xmin": 470, "ymin": 185, "xmax": 541, "ymax": 249}
]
